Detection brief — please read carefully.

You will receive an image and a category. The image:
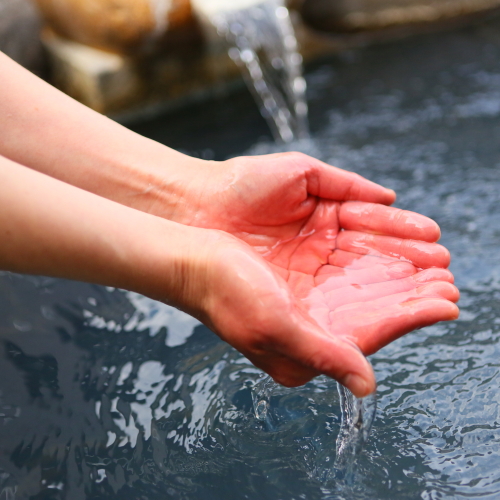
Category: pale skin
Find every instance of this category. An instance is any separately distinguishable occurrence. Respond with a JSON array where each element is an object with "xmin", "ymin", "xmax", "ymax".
[{"xmin": 0, "ymin": 53, "xmax": 459, "ymax": 396}]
